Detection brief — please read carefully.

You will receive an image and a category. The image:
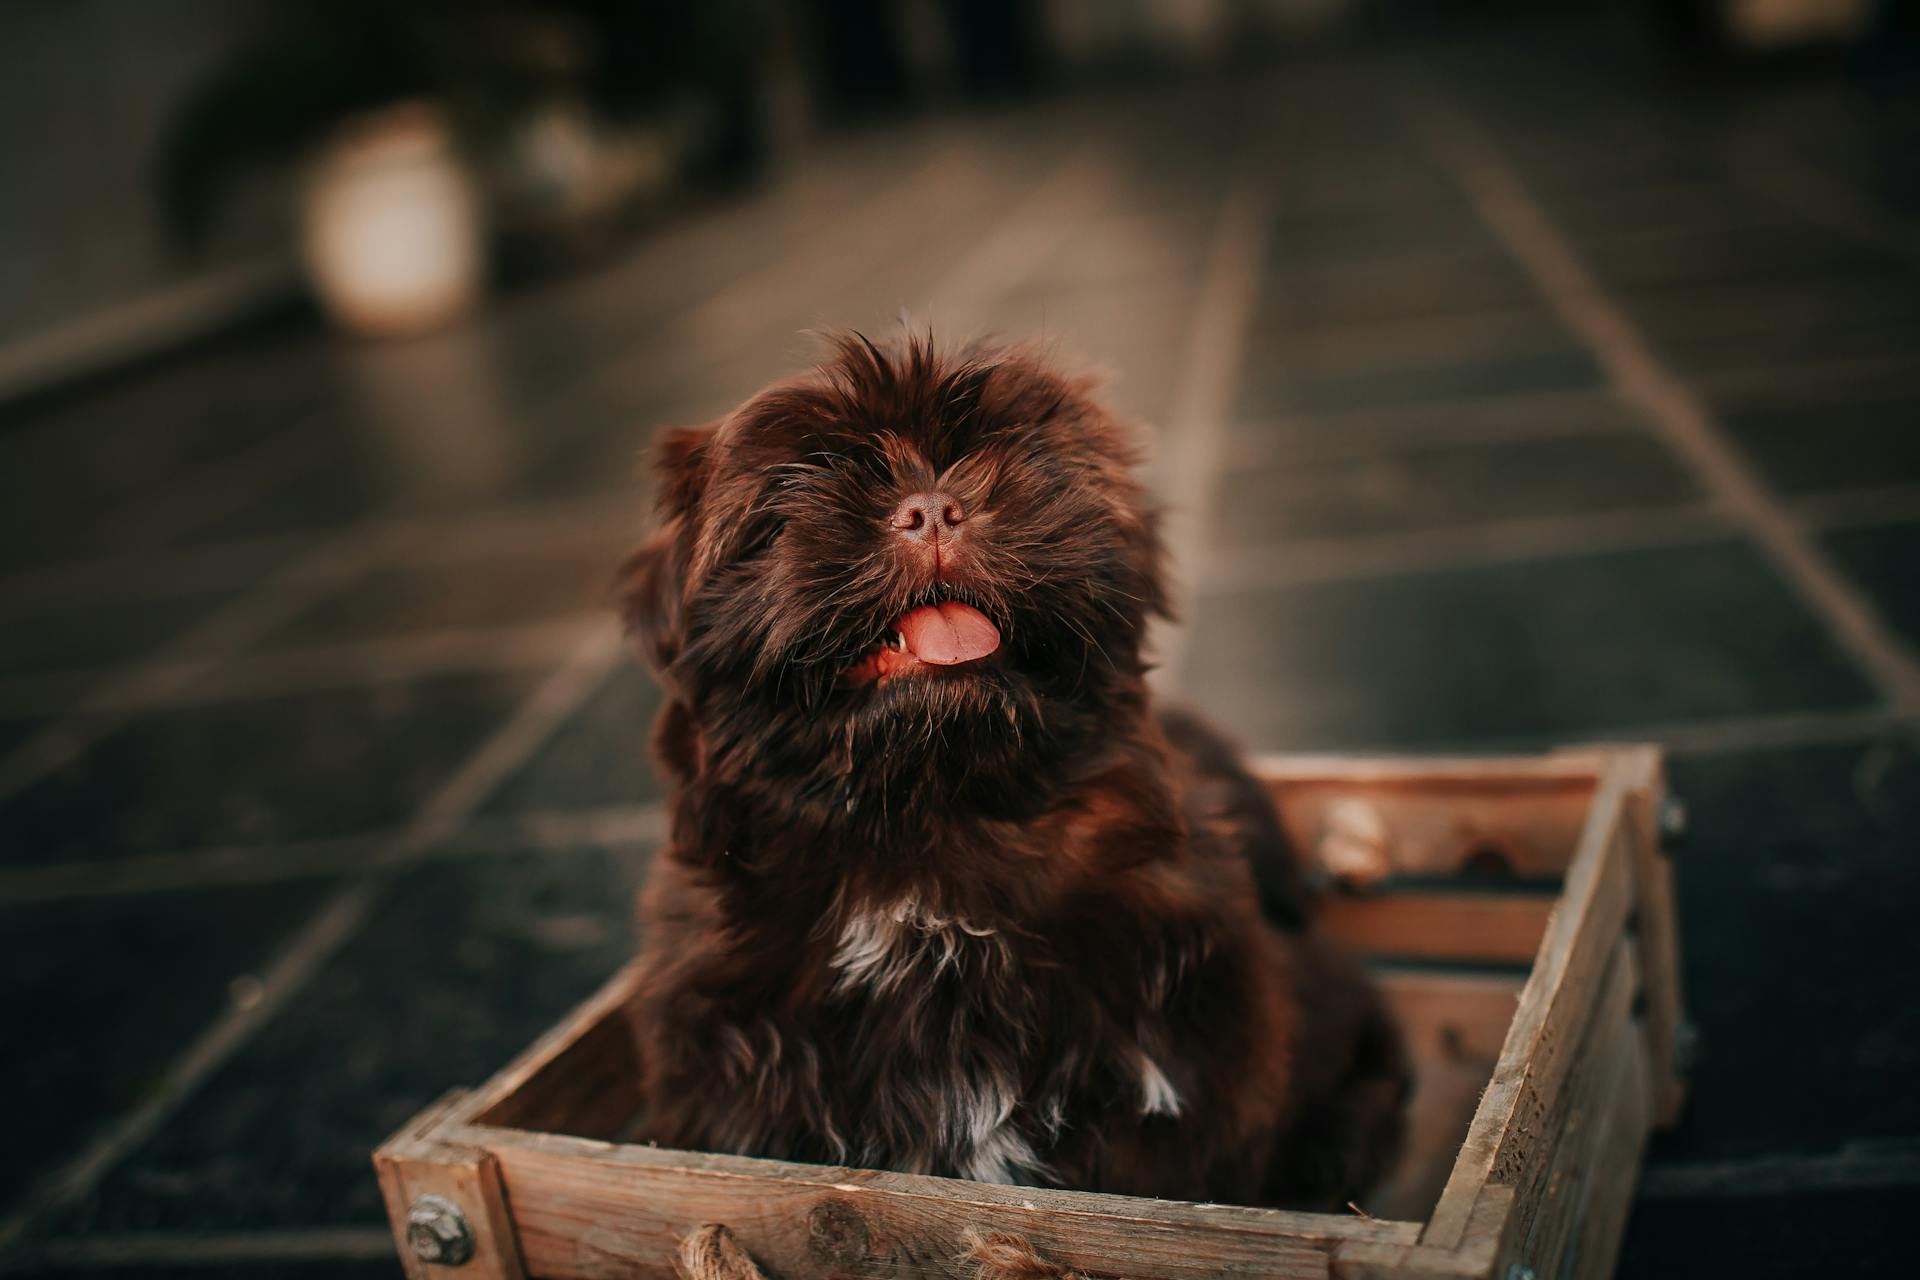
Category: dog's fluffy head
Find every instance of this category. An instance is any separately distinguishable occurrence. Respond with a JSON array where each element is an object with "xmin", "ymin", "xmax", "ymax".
[{"xmin": 621, "ymin": 335, "xmax": 1167, "ymax": 830}]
